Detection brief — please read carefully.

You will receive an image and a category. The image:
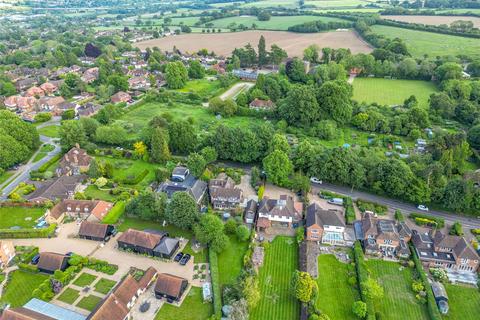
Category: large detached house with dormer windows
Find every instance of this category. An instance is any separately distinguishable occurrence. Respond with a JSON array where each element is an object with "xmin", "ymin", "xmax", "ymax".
[
  {"xmin": 305, "ymin": 203, "xmax": 347, "ymax": 245},
  {"xmin": 255, "ymin": 195, "xmax": 302, "ymax": 232}
]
